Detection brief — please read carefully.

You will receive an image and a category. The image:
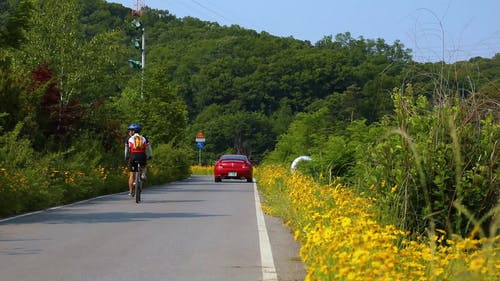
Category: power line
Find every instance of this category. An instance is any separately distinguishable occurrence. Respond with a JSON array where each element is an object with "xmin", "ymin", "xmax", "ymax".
[{"xmin": 189, "ymin": 0, "xmax": 233, "ymax": 23}]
